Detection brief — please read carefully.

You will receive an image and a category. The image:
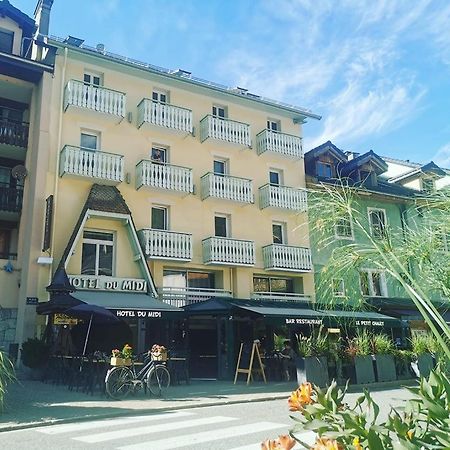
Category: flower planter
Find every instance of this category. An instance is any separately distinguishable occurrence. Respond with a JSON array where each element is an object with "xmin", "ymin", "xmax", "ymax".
[
  {"xmin": 110, "ymin": 357, "xmax": 131, "ymax": 366},
  {"xmin": 296, "ymin": 356, "xmax": 329, "ymax": 387},
  {"xmin": 375, "ymin": 354, "xmax": 397, "ymax": 382},
  {"xmin": 151, "ymin": 351, "xmax": 167, "ymax": 362},
  {"xmin": 417, "ymin": 353, "xmax": 434, "ymax": 377},
  {"xmin": 395, "ymin": 358, "xmax": 412, "ymax": 380},
  {"xmin": 354, "ymin": 355, "xmax": 375, "ymax": 384}
]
